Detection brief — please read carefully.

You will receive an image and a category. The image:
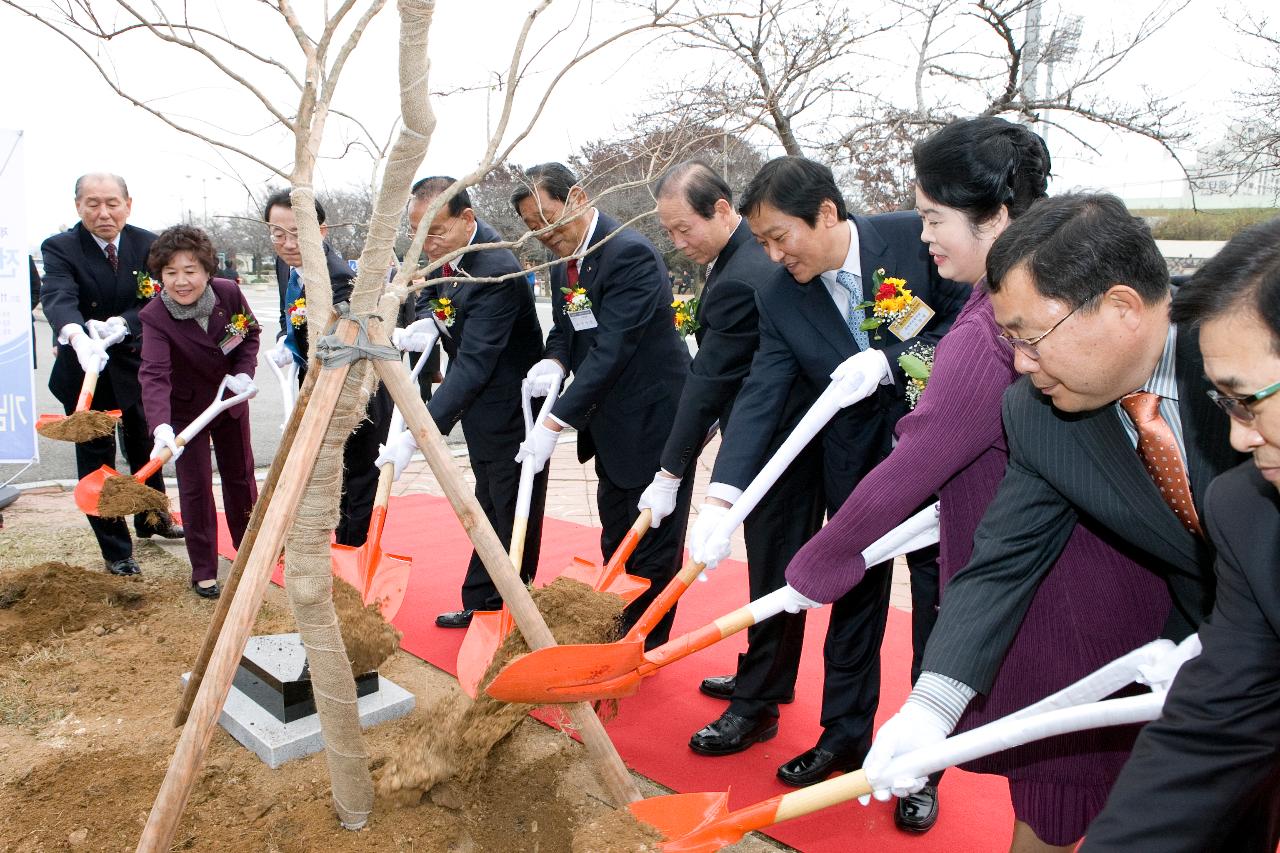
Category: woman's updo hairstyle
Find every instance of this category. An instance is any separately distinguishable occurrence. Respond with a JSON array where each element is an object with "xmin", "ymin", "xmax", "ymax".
[
  {"xmin": 912, "ymin": 116, "xmax": 1051, "ymax": 226},
  {"xmin": 148, "ymin": 224, "xmax": 218, "ymax": 278}
]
